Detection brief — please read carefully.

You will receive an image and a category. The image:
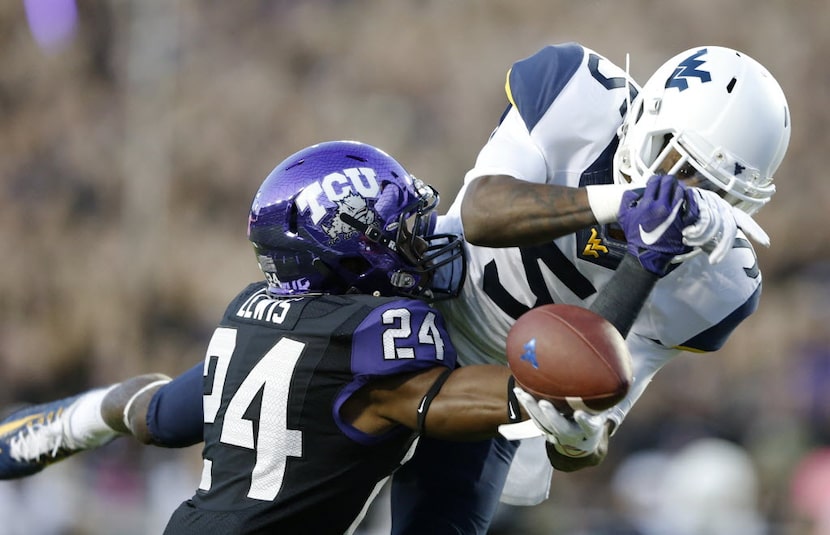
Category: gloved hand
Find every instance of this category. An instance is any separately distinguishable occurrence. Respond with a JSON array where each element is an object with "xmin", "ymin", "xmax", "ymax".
[
  {"xmin": 513, "ymin": 387, "xmax": 607, "ymax": 458},
  {"xmin": 680, "ymin": 188, "xmax": 770, "ymax": 264},
  {"xmin": 618, "ymin": 175, "xmax": 699, "ymax": 276}
]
